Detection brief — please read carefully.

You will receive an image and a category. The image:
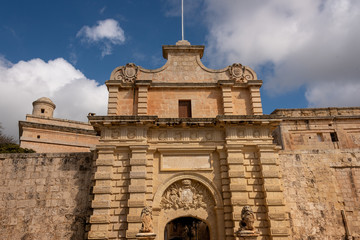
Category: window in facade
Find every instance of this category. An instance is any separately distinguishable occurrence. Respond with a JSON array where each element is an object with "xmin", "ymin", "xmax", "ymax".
[
  {"xmin": 330, "ymin": 132, "xmax": 339, "ymax": 142},
  {"xmin": 317, "ymin": 133, "xmax": 324, "ymax": 142},
  {"xmin": 41, "ymin": 109, "xmax": 45, "ymax": 113},
  {"xmin": 179, "ymin": 100, "xmax": 192, "ymax": 118}
]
